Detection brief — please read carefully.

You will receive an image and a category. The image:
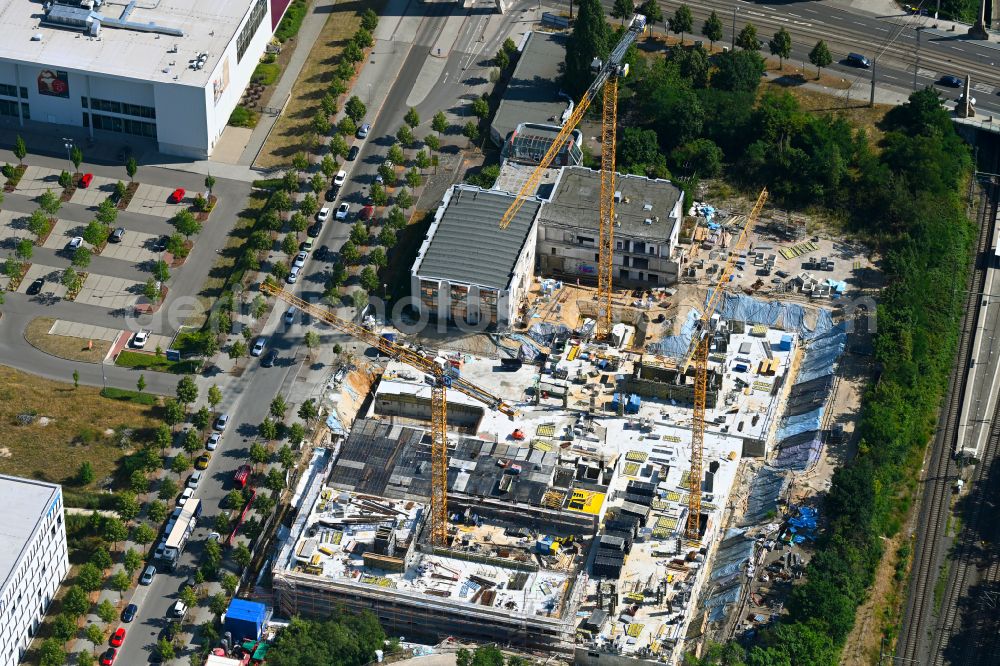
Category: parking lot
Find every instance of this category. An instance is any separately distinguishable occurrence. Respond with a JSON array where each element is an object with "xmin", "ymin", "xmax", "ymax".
[
  {"xmin": 70, "ymin": 175, "xmax": 120, "ymax": 207},
  {"xmin": 14, "ymin": 165, "xmax": 64, "ymax": 198},
  {"xmin": 0, "ymin": 210, "xmax": 35, "ymax": 247},
  {"xmin": 126, "ymin": 183, "xmax": 188, "ymax": 218},
  {"xmin": 100, "ymin": 229, "xmax": 161, "ymax": 263},
  {"xmin": 18, "ymin": 263, "xmax": 68, "ymax": 299},
  {"xmin": 43, "ymin": 219, "xmax": 89, "ymax": 251},
  {"xmin": 74, "ymin": 274, "xmax": 144, "ymax": 310}
]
